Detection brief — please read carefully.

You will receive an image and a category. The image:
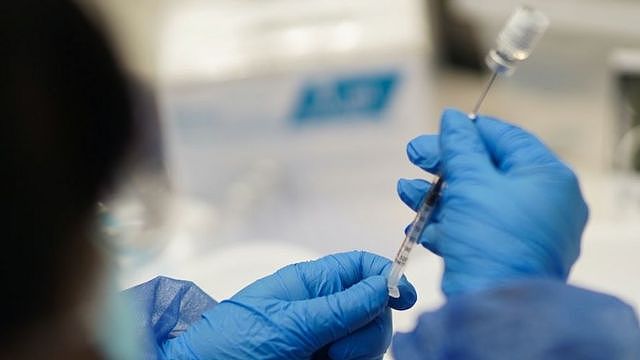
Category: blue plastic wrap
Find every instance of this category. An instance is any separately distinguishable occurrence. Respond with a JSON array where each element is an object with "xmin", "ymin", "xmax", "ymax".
[
  {"xmin": 393, "ymin": 279, "xmax": 640, "ymax": 359},
  {"xmin": 122, "ymin": 276, "xmax": 217, "ymax": 359}
]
